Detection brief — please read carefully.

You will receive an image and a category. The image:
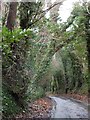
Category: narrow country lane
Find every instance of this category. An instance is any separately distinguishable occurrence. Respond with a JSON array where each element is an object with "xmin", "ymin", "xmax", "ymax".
[{"xmin": 50, "ymin": 96, "xmax": 88, "ymax": 118}]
